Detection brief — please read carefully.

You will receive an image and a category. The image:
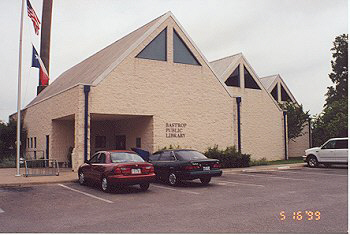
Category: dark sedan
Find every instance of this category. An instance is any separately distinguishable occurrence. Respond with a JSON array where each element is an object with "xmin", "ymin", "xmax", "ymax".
[
  {"xmin": 78, "ymin": 150, "xmax": 156, "ymax": 192},
  {"xmin": 149, "ymin": 149, "xmax": 222, "ymax": 186}
]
